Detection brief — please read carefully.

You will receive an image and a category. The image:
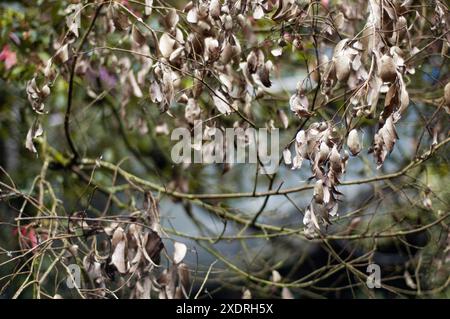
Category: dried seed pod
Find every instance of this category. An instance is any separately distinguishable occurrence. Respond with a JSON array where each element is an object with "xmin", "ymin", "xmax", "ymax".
[
  {"xmin": 444, "ymin": 82, "xmax": 450, "ymax": 106},
  {"xmin": 347, "ymin": 129, "xmax": 361, "ymax": 156},
  {"xmin": 209, "ymin": 0, "xmax": 221, "ymax": 19},
  {"xmin": 159, "ymin": 33, "xmax": 176, "ymax": 58},
  {"xmin": 329, "ymin": 145, "xmax": 341, "ymax": 172},
  {"xmin": 144, "ymin": 0, "xmax": 153, "ymax": 16},
  {"xmin": 335, "ymin": 55, "xmax": 351, "ymax": 82},
  {"xmin": 246, "ymin": 51, "xmax": 258, "ymax": 74},
  {"xmin": 283, "ymin": 148, "xmax": 292, "ymax": 165},
  {"xmin": 396, "ymin": 16, "xmax": 407, "ymax": 40},
  {"xmin": 313, "ymin": 180, "xmax": 324, "ymax": 204},
  {"xmin": 164, "ymin": 8, "xmax": 180, "ymax": 29},
  {"xmin": 318, "ymin": 142, "xmax": 330, "ymax": 163},
  {"xmin": 379, "ymin": 55, "xmax": 397, "ymax": 82}
]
